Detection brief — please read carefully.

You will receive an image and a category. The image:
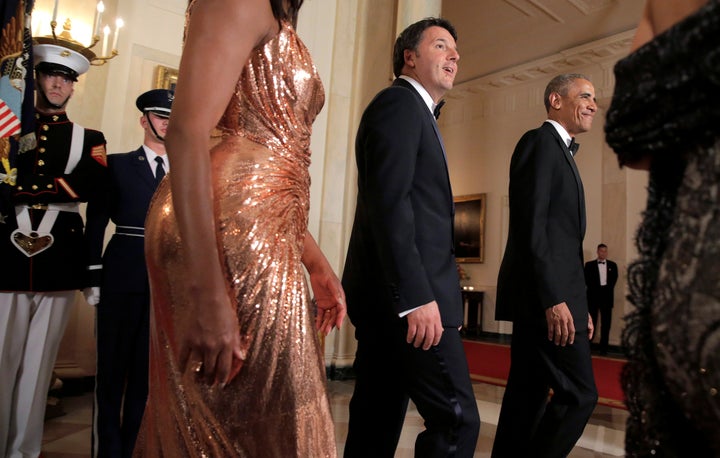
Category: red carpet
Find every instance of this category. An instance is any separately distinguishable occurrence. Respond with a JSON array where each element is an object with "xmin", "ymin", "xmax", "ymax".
[{"xmin": 463, "ymin": 340, "xmax": 626, "ymax": 409}]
